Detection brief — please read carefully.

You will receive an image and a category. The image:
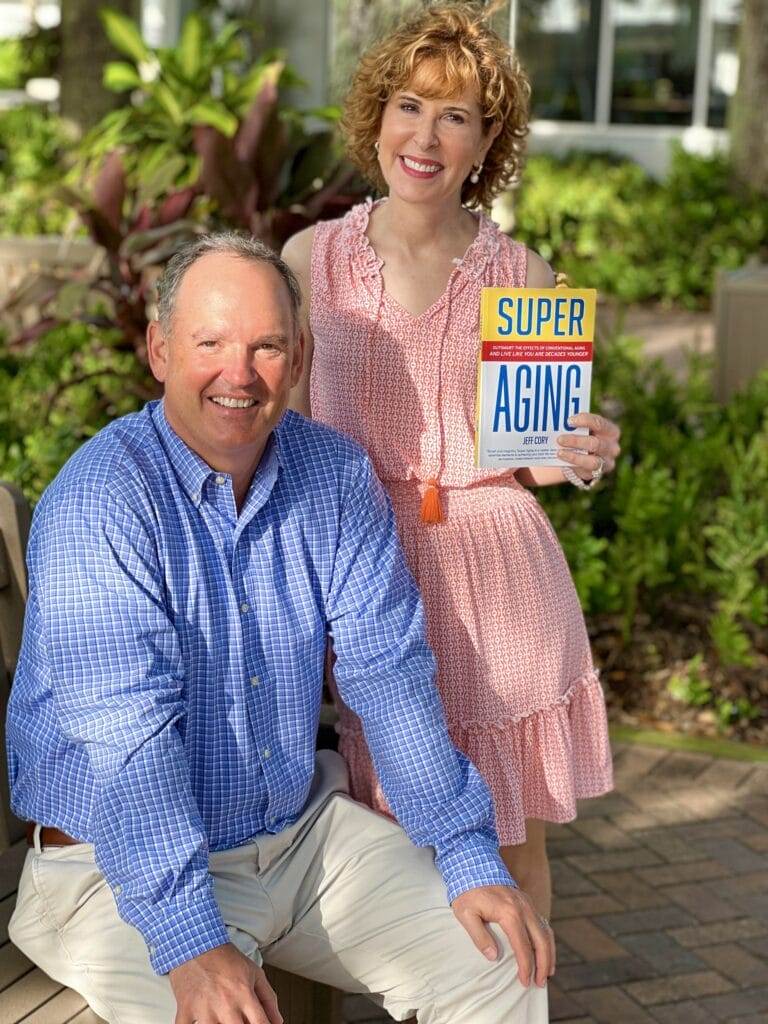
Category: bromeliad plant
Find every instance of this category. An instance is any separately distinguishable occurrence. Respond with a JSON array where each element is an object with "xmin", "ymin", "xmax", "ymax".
[{"xmin": 2, "ymin": 9, "xmax": 361, "ymax": 360}]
